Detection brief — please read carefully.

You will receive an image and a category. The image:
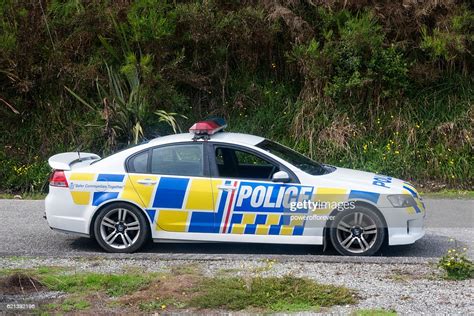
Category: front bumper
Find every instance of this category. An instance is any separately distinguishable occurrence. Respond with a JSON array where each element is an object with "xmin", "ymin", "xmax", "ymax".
[{"xmin": 382, "ymin": 204, "xmax": 426, "ymax": 246}]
